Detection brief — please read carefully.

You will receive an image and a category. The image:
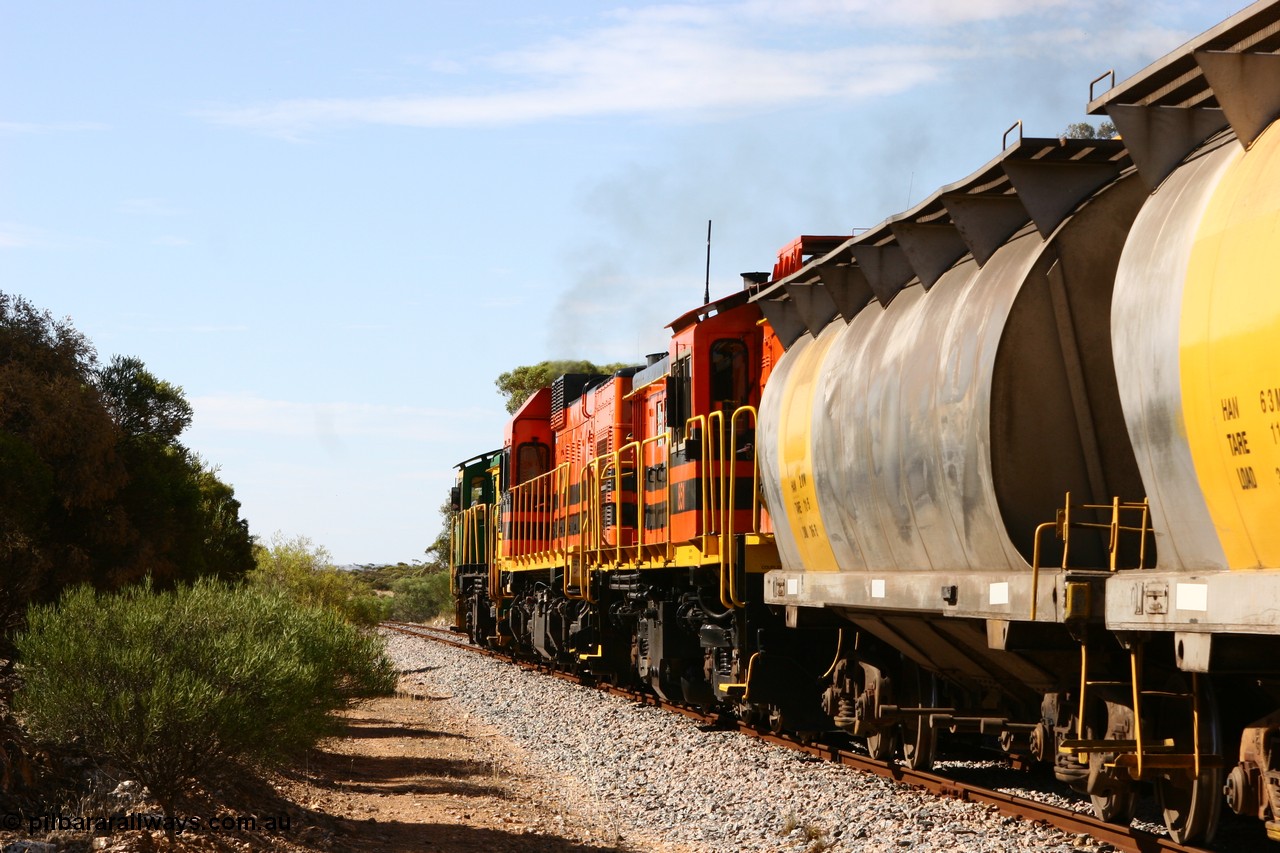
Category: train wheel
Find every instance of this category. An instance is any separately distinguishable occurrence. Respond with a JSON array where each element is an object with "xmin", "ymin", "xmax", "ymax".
[
  {"xmin": 1088, "ymin": 751, "xmax": 1137, "ymax": 824},
  {"xmin": 1155, "ymin": 674, "xmax": 1222, "ymax": 845},
  {"xmin": 899, "ymin": 660, "xmax": 937, "ymax": 771},
  {"xmin": 1083, "ymin": 696, "xmax": 1138, "ymax": 825},
  {"xmin": 767, "ymin": 704, "xmax": 786, "ymax": 735},
  {"xmin": 866, "ymin": 728, "xmax": 897, "ymax": 762},
  {"xmin": 862, "ymin": 664, "xmax": 896, "ymax": 762}
]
